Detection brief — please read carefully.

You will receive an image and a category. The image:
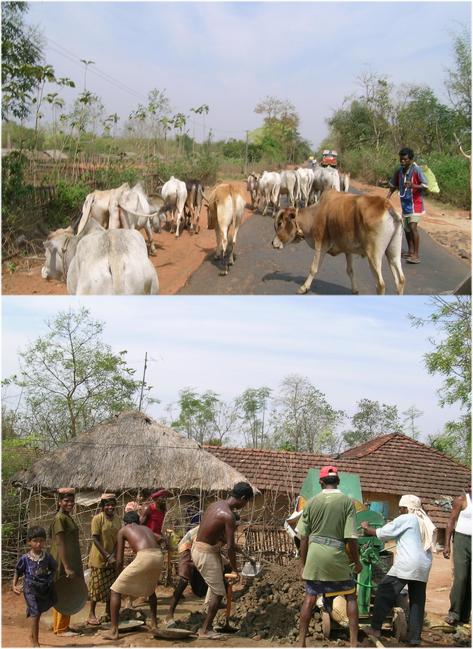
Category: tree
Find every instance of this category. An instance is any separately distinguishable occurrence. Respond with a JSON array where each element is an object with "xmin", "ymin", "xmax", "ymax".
[
  {"xmin": 3, "ymin": 308, "xmax": 146, "ymax": 449},
  {"xmin": 410, "ymin": 297, "xmax": 471, "ymax": 465},
  {"xmin": 344, "ymin": 399, "xmax": 403, "ymax": 448},
  {"xmin": 271, "ymin": 375, "xmax": 345, "ymax": 454},
  {"xmin": 402, "ymin": 405, "xmax": 423, "ymax": 440},
  {"xmin": 1, "ymin": 2, "xmax": 43, "ymax": 121},
  {"xmin": 171, "ymin": 389, "xmax": 237, "ymax": 446},
  {"xmin": 445, "ymin": 28, "xmax": 471, "ymax": 131},
  {"xmin": 235, "ymin": 387, "xmax": 272, "ymax": 449}
]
